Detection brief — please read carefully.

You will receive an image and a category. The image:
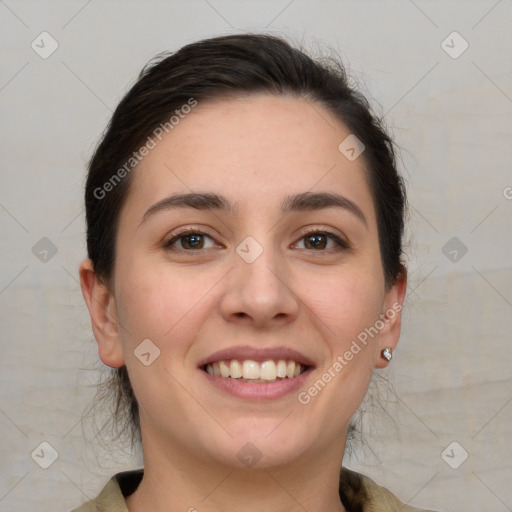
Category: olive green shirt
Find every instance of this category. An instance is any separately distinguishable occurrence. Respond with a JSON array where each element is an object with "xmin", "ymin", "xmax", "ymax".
[{"xmin": 71, "ymin": 467, "xmax": 437, "ymax": 512}]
